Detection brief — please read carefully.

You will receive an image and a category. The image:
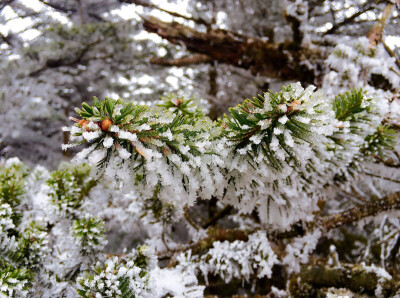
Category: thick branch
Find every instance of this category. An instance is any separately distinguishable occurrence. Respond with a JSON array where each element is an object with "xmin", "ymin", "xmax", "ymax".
[
  {"xmin": 290, "ymin": 264, "xmax": 400, "ymax": 296},
  {"xmin": 161, "ymin": 191, "xmax": 400, "ymax": 262},
  {"xmin": 150, "ymin": 54, "xmax": 211, "ymax": 66},
  {"xmin": 142, "ymin": 16, "xmax": 323, "ymax": 82},
  {"xmin": 368, "ymin": 3, "xmax": 393, "ymax": 46},
  {"xmin": 321, "ymin": 191, "xmax": 400, "ymax": 230},
  {"xmin": 160, "ymin": 228, "xmax": 252, "ymax": 265}
]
